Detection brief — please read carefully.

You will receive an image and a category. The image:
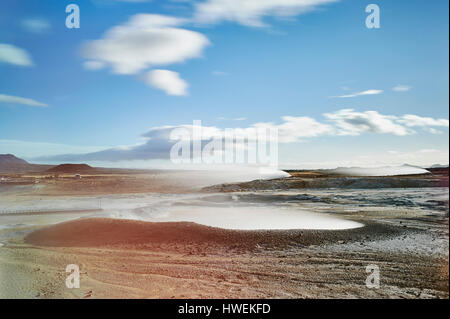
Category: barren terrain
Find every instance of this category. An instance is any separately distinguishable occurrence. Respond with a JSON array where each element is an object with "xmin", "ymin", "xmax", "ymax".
[{"xmin": 0, "ymin": 168, "xmax": 448, "ymax": 299}]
